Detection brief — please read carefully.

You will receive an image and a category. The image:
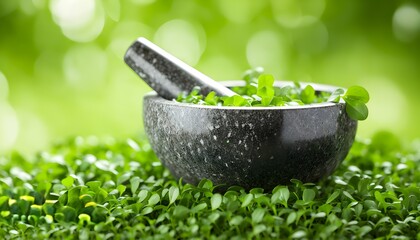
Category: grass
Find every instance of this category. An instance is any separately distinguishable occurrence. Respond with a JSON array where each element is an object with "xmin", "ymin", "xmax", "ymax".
[{"xmin": 0, "ymin": 133, "xmax": 419, "ymax": 239}]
